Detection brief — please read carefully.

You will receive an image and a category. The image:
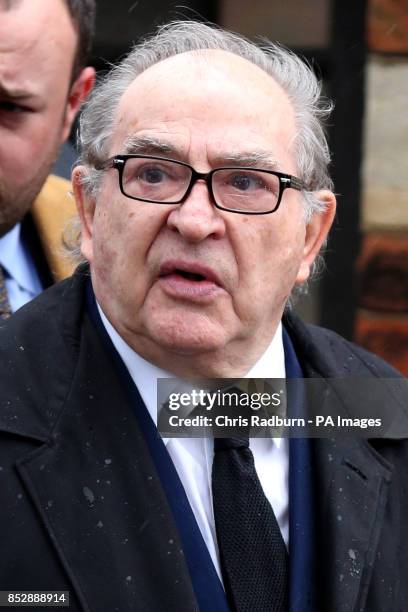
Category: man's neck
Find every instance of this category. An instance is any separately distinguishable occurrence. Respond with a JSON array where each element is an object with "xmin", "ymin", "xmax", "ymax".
[{"xmin": 98, "ymin": 304, "xmax": 284, "ymax": 379}]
